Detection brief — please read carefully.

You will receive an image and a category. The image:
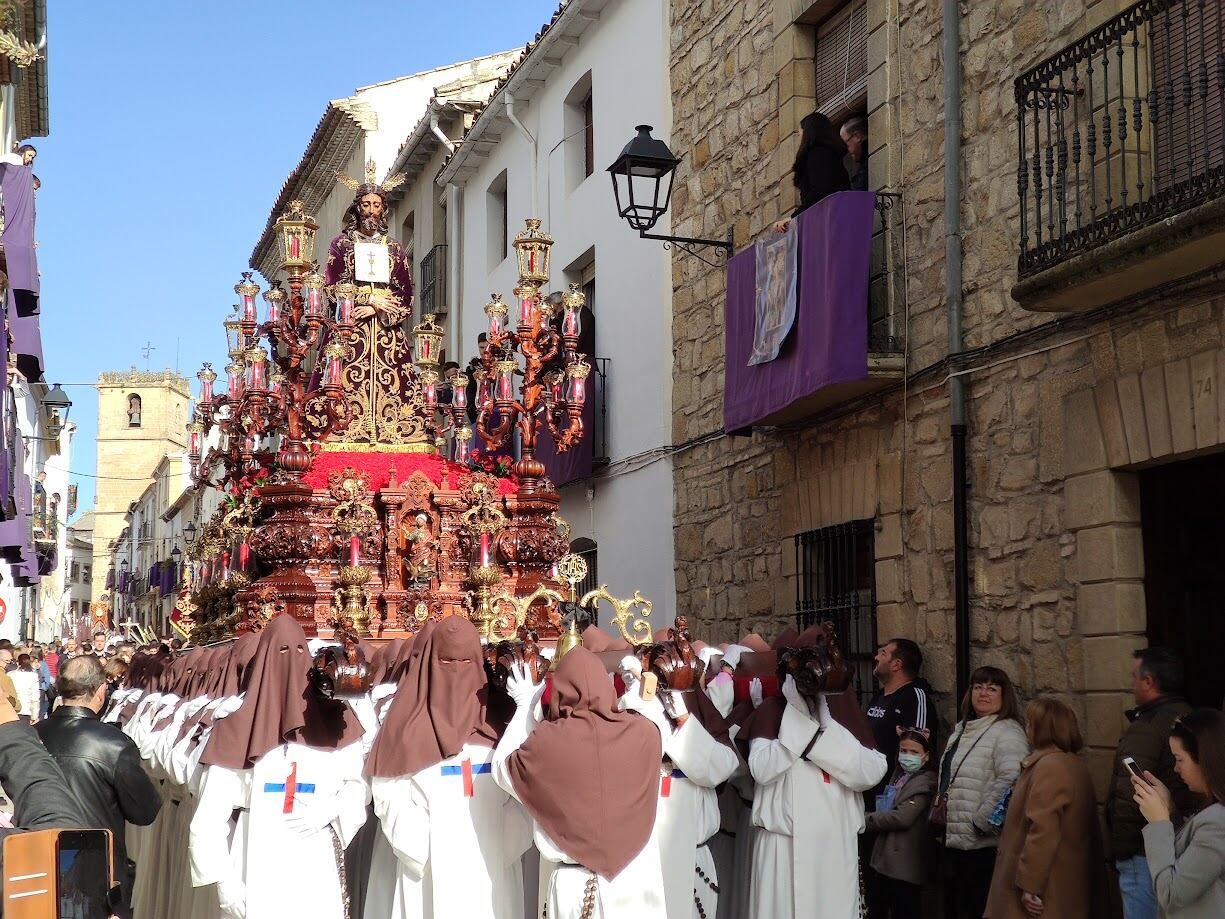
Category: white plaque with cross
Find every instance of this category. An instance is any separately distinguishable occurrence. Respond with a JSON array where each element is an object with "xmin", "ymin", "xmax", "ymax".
[{"xmin": 354, "ymin": 241, "xmax": 391, "ymax": 284}]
